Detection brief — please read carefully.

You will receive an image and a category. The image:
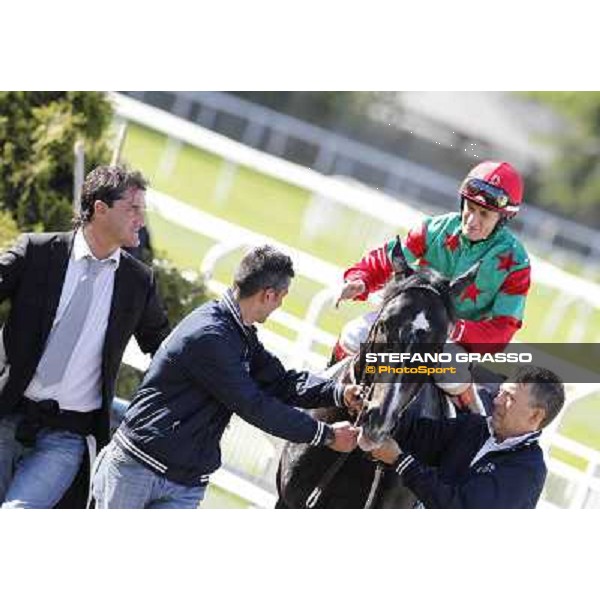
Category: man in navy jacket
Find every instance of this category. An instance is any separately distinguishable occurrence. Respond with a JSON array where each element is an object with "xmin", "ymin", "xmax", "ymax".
[
  {"xmin": 92, "ymin": 245, "xmax": 362, "ymax": 508},
  {"xmin": 371, "ymin": 366, "xmax": 565, "ymax": 508}
]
